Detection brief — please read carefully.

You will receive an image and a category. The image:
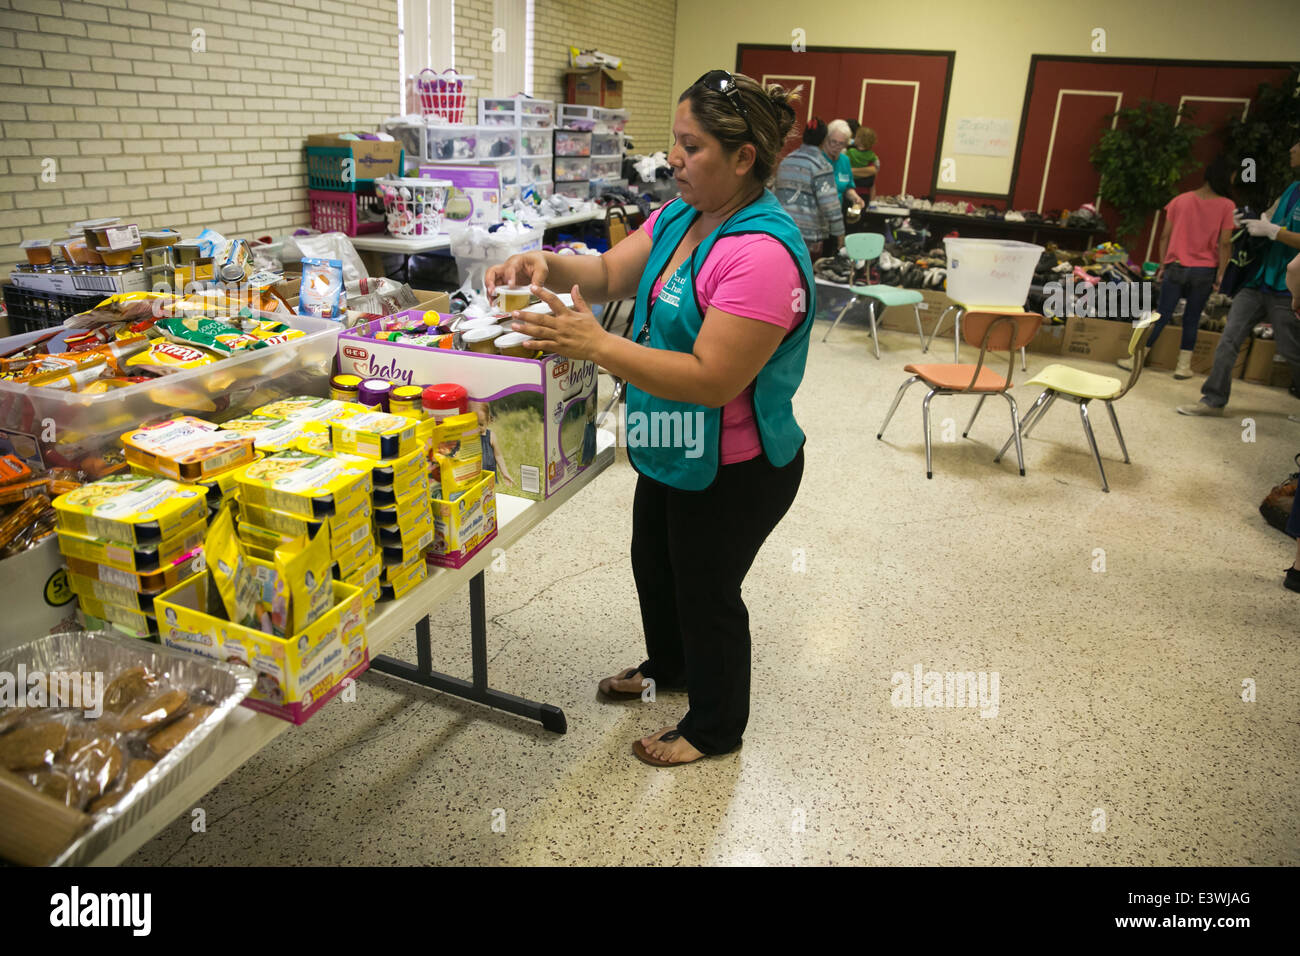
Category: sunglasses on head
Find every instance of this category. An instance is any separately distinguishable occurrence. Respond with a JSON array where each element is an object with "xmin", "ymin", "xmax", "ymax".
[{"xmin": 694, "ymin": 69, "xmax": 755, "ymax": 141}]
